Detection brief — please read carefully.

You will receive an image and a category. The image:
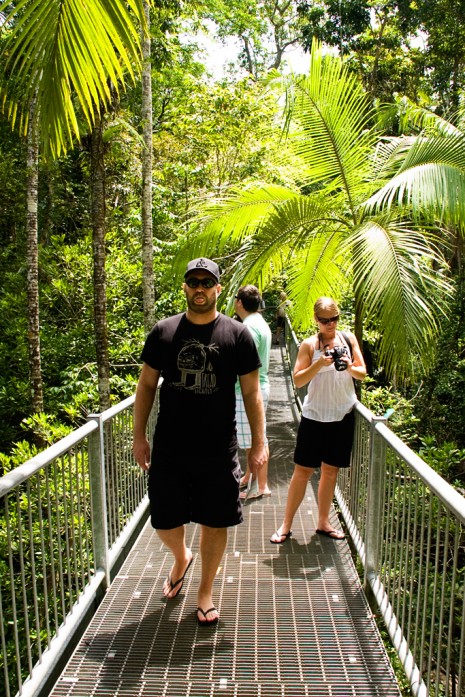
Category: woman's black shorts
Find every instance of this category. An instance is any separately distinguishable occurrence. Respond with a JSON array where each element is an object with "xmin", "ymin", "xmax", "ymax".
[{"xmin": 293, "ymin": 410, "xmax": 355, "ymax": 469}]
